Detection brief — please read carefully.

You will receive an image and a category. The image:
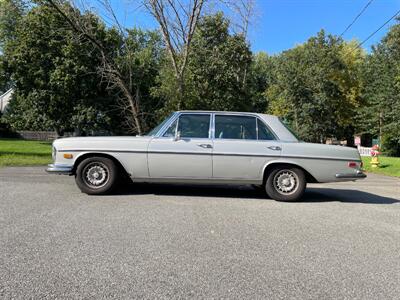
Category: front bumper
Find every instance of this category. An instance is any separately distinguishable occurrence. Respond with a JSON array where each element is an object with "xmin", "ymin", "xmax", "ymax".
[
  {"xmin": 46, "ymin": 164, "xmax": 73, "ymax": 175},
  {"xmin": 335, "ymin": 170, "xmax": 367, "ymax": 179}
]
